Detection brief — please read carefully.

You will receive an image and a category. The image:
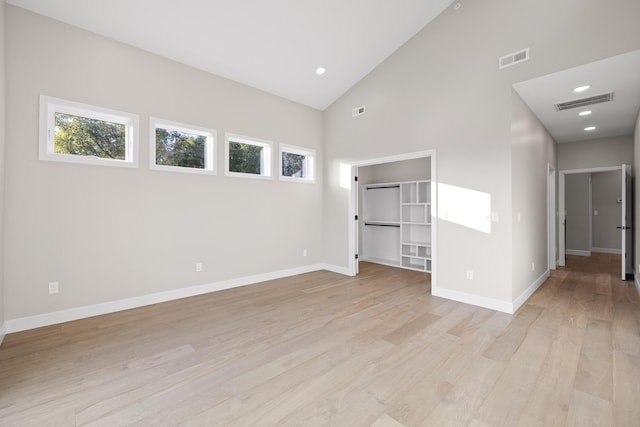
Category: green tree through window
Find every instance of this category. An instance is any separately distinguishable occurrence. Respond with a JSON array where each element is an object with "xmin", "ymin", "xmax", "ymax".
[
  {"xmin": 54, "ymin": 113, "xmax": 126, "ymax": 159},
  {"xmin": 282, "ymin": 152, "xmax": 306, "ymax": 178},
  {"xmin": 156, "ymin": 128, "xmax": 206, "ymax": 169},
  {"xmin": 228, "ymin": 141, "xmax": 263, "ymax": 174}
]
